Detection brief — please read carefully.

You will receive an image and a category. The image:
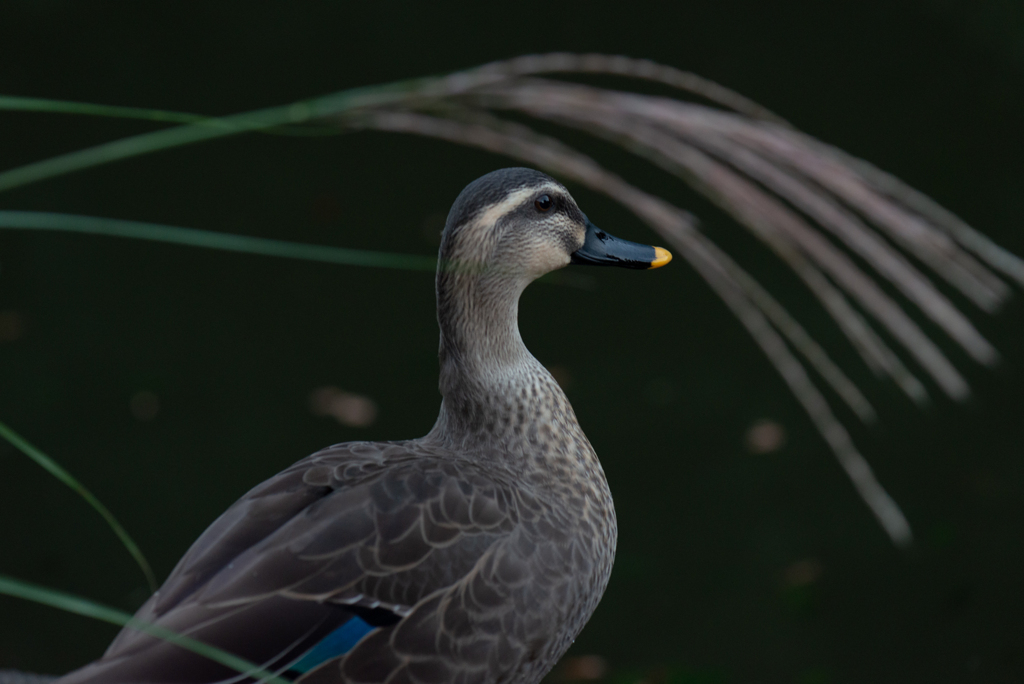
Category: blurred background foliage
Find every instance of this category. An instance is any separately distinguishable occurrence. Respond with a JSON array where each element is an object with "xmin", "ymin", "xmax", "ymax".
[{"xmin": 0, "ymin": 1, "xmax": 1023, "ymax": 683}]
